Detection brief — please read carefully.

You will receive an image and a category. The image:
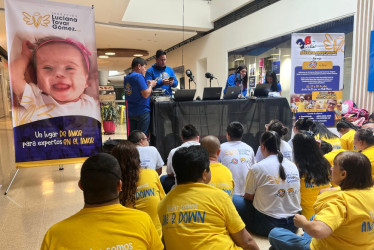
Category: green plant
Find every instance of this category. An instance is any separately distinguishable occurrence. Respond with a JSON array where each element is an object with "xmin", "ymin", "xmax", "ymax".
[{"xmin": 101, "ymin": 102, "xmax": 120, "ymax": 123}]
